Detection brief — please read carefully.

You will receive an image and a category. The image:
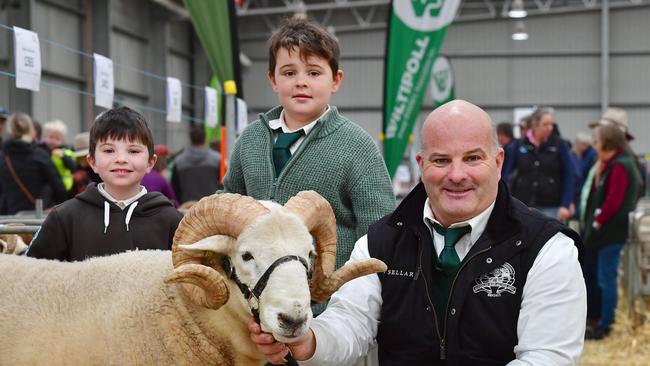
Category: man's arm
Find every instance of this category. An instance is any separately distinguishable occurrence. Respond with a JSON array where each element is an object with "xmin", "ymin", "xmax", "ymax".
[
  {"xmin": 249, "ymin": 235, "xmax": 382, "ymax": 366},
  {"xmin": 508, "ymin": 232, "xmax": 586, "ymax": 366}
]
